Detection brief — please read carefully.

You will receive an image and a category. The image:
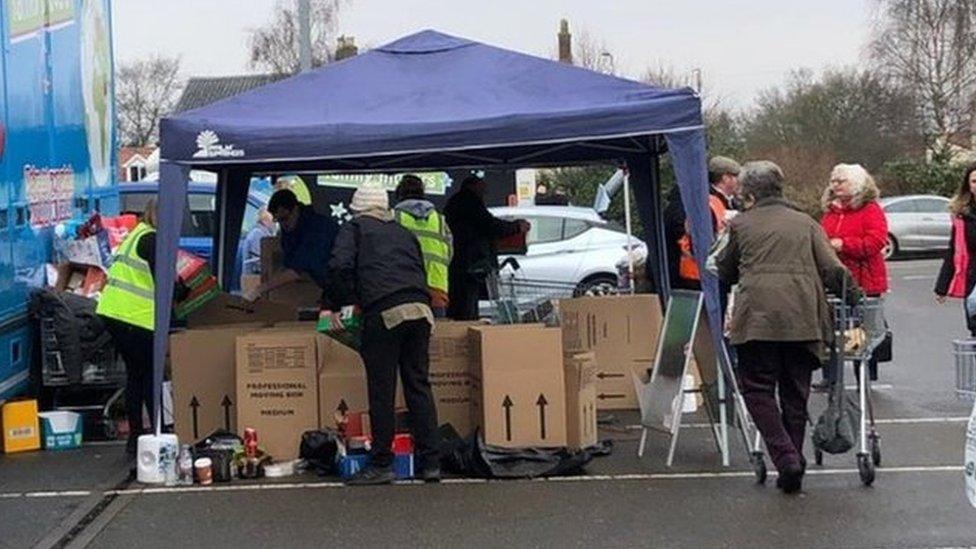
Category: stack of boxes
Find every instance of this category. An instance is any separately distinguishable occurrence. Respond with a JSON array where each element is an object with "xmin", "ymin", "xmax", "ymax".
[
  {"xmin": 167, "ymin": 294, "xmax": 666, "ymax": 476},
  {"xmin": 175, "ymin": 250, "xmax": 220, "ymax": 319},
  {"xmin": 558, "ymin": 295, "xmax": 663, "ymax": 410}
]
